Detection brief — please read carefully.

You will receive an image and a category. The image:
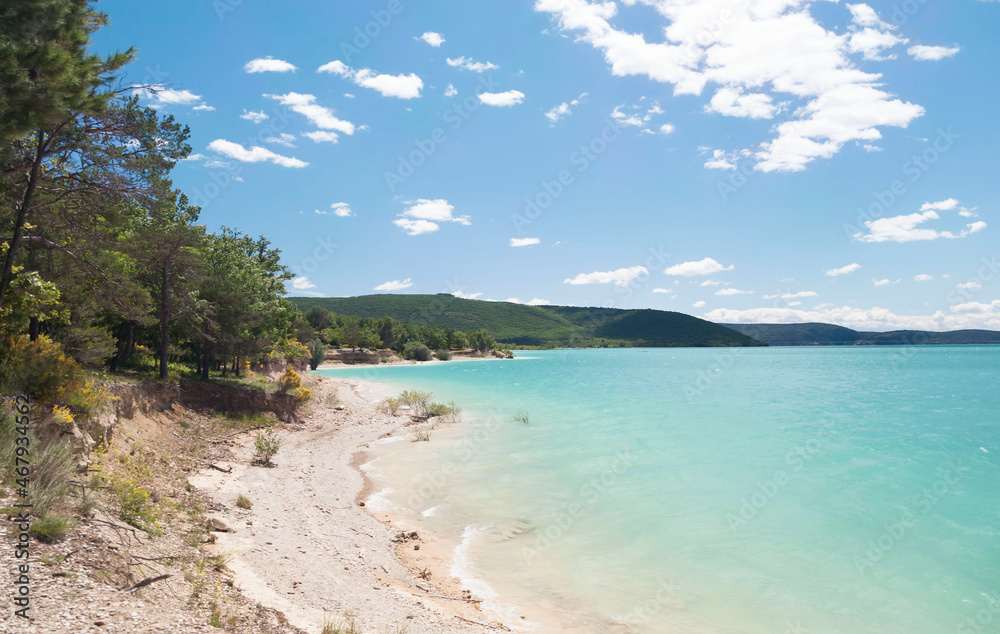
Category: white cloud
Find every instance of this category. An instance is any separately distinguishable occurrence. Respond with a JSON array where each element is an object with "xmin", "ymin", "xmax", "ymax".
[
  {"xmin": 265, "ymin": 92, "xmax": 356, "ymax": 135},
  {"xmin": 763, "ymin": 291, "xmax": 818, "ymax": 299},
  {"xmin": 950, "ymin": 300, "xmax": 1000, "ymax": 314},
  {"xmin": 693, "ymin": 301, "xmax": 706, "ymax": 308},
  {"xmin": 847, "ymin": 28, "xmax": 907, "ymax": 61},
  {"xmin": 444, "ymin": 84, "xmax": 458, "ymax": 97},
  {"xmin": 292, "ymin": 276, "xmax": 316, "ymax": 290},
  {"xmin": 545, "ymin": 92, "xmax": 589, "ymax": 123},
  {"xmin": 133, "ymin": 85, "xmax": 212, "ymax": 111},
  {"xmin": 479, "ymin": 90, "xmax": 525, "ymax": 107},
  {"xmin": 704, "ymin": 148, "xmax": 752, "ymax": 170},
  {"xmin": 664, "ymin": 257, "xmax": 734, "ymax": 277},
  {"xmin": 564, "ymin": 266, "xmax": 648, "ymax": 287},
  {"xmin": 264, "ymin": 133, "xmax": 296, "ymax": 147},
  {"xmin": 393, "ymin": 199, "xmax": 469, "ymax": 235},
  {"xmin": 914, "ymin": 274, "xmax": 933, "ymax": 282},
  {"xmin": 420, "ymin": 32, "xmax": 445, "ymax": 47},
  {"xmin": 245, "ymin": 57, "xmax": 297, "ymax": 73},
  {"xmin": 716, "ymin": 288, "xmax": 753, "ymax": 296},
  {"xmin": 920, "ymin": 198, "xmax": 958, "ymax": 212},
  {"xmin": 330, "ymin": 202, "xmax": 354, "ymax": 217},
  {"xmin": 652, "ymin": 288, "xmax": 672, "ymax": 294},
  {"xmin": 446, "ymin": 56, "xmax": 499, "ymax": 72},
  {"xmin": 873, "ymin": 278, "xmax": 895, "ymax": 287},
  {"xmin": 510, "ymin": 237, "xmax": 541, "ymax": 247},
  {"xmin": 536, "ymin": 0, "xmax": 925, "ymax": 173},
  {"xmin": 707, "ymin": 87, "xmax": 779, "ymax": 119},
  {"xmin": 706, "ymin": 303, "xmax": 1000, "ymax": 331},
  {"xmin": 854, "ymin": 206, "xmax": 987, "ymax": 243},
  {"xmin": 302, "ymin": 131, "xmax": 342, "ymax": 144},
  {"xmin": 847, "ymin": 4, "xmax": 888, "ymax": 28},
  {"xmin": 240, "ymin": 109, "xmax": 269, "ymax": 123},
  {"xmin": 957, "ymin": 281, "xmax": 982, "ymax": 290},
  {"xmin": 826, "ymin": 263, "xmax": 862, "ymax": 277},
  {"xmin": 610, "ymin": 101, "xmax": 673, "ymax": 134},
  {"xmin": 374, "ymin": 279, "xmax": 414, "ymax": 292},
  {"xmin": 452, "ymin": 291, "xmax": 483, "ymax": 300},
  {"xmin": 181, "ymin": 153, "xmax": 206, "ymax": 162},
  {"xmin": 393, "ymin": 219, "xmax": 440, "ymax": 236},
  {"xmin": 318, "ymin": 61, "xmax": 423, "ymax": 99},
  {"xmin": 316, "ymin": 202, "xmax": 354, "ymax": 217},
  {"xmin": 193, "ymin": 104, "xmax": 215, "ymax": 112},
  {"xmin": 700, "ymin": 280, "xmax": 721, "ymax": 287},
  {"xmin": 908, "ymin": 45, "xmax": 960, "ymax": 61},
  {"xmin": 207, "ymin": 139, "xmax": 307, "ymax": 168}
]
